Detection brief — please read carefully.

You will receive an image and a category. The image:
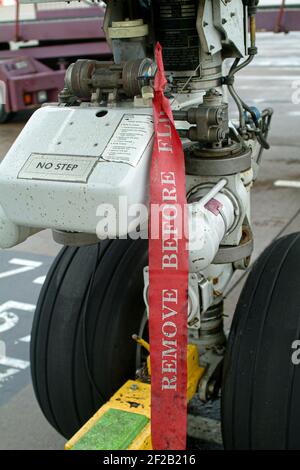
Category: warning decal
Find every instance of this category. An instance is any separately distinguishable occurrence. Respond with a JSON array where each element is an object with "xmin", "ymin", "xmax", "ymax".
[
  {"xmin": 101, "ymin": 114, "xmax": 154, "ymax": 167},
  {"xmin": 18, "ymin": 153, "xmax": 98, "ymax": 183}
]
